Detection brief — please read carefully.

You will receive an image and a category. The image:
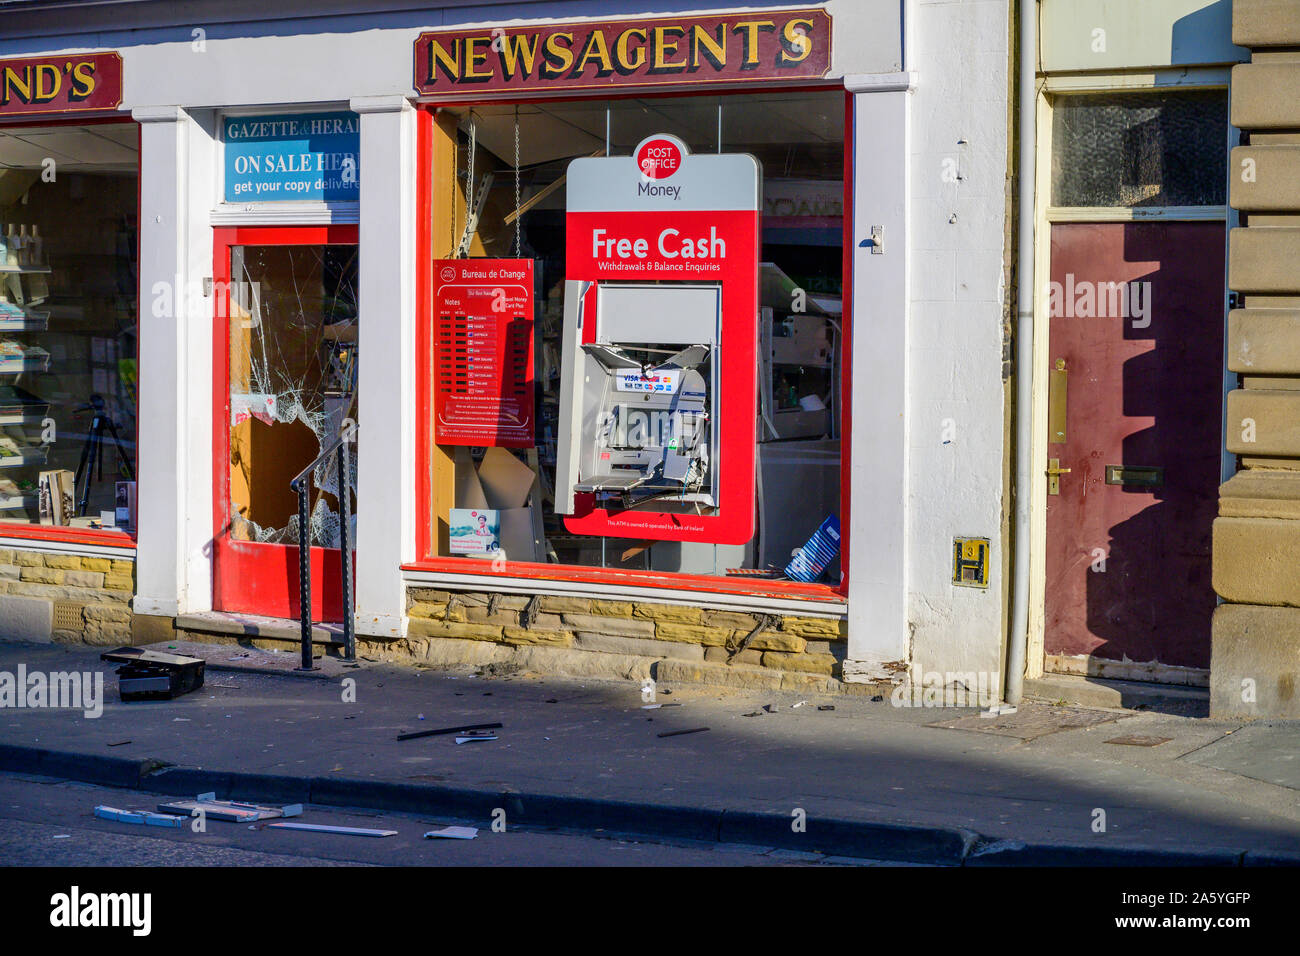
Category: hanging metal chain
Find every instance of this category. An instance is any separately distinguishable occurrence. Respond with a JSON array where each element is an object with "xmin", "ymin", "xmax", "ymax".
[
  {"xmin": 466, "ymin": 114, "xmax": 476, "ymax": 258},
  {"xmin": 514, "ymin": 105, "xmax": 522, "ymax": 258},
  {"xmin": 450, "ymin": 125, "xmax": 456, "ymax": 255}
]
